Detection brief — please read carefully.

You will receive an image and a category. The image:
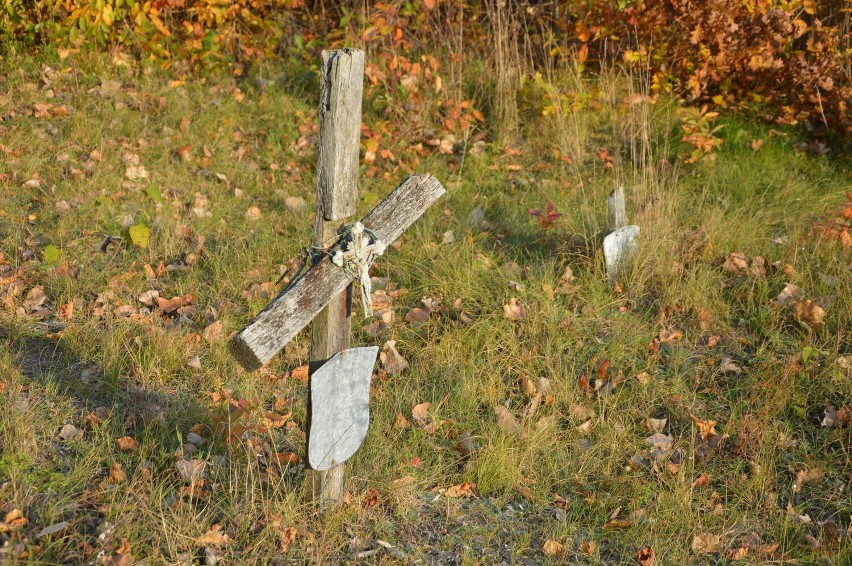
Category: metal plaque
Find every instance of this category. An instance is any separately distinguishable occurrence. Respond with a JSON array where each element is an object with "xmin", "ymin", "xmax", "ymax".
[{"xmin": 308, "ymin": 346, "xmax": 378, "ymax": 471}]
